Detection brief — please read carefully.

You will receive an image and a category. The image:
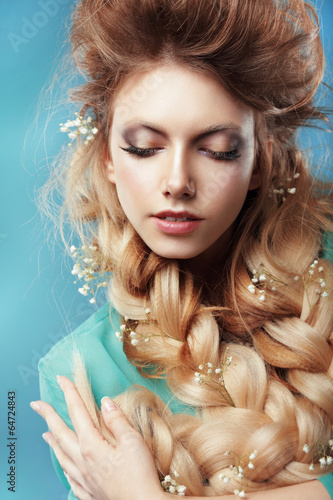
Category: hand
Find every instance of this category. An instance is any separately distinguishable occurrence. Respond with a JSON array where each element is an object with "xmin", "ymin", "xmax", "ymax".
[{"xmin": 30, "ymin": 376, "xmax": 166, "ymax": 500}]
